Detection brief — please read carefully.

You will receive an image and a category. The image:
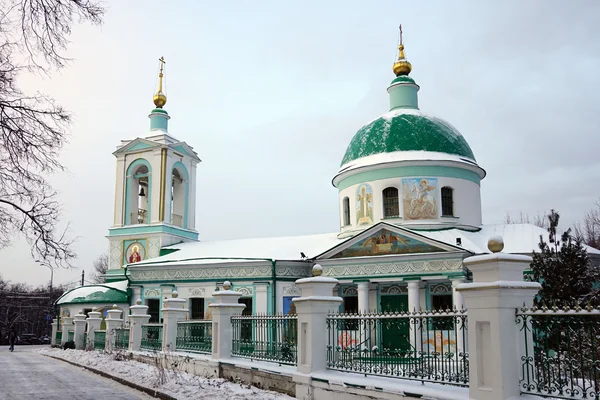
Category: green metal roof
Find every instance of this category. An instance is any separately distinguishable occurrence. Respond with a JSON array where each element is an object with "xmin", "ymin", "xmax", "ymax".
[
  {"xmin": 390, "ymin": 75, "xmax": 416, "ymax": 85},
  {"xmin": 341, "ymin": 110, "xmax": 476, "ymax": 166},
  {"xmin": 55, "ymin": 283, "xmax": 128, "ymax": 305}
]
